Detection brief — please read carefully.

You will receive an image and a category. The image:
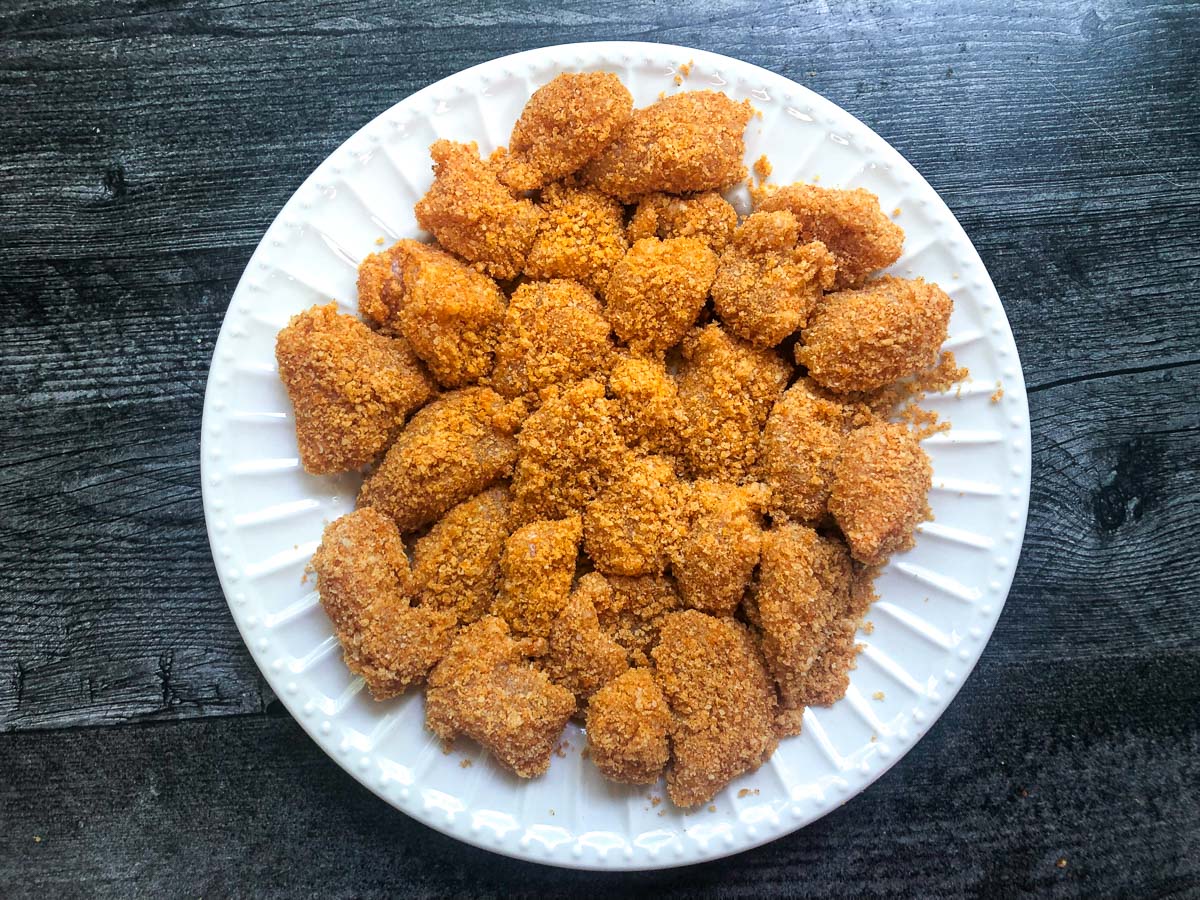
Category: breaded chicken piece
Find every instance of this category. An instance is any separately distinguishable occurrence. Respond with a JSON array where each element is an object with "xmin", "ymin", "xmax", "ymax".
[
  {"xmin": 543, "ymin": 576, "xmax": 629, "ymax": 703},
  {"xmin": 796, "ymin": 276, "xmax": 953, "ymax": 394},
  {"xmin": 275, "ymin": 304, "xmax": 435, "ymax": 474},
  {"xmin": 604, "ymin": 237, "xmax": 718, "ymax": 351},
  {"xmin": 829, "ymin": 422, "xmax": 932, "ymax": 564},
  {"xmin": 498, "ymin": 72, "xmax": 634, "ymax": 191},
  {"xmin": 672, "ymin": 480, "xmax": 769, "ymax": 616},
  {"xmin": 607, "ymin": 352, "xmax": 687, "ymax": 458},
  {"xmin": 492, "ymin": 515, "xmax": 583, "ymax": 638},
  {"xmin": 585, "ymin": 668, "xmax": 671, "ymax": 784},
  {"xmin": 756, "ymin": 184, "xmax": 903, "ymax": 289},
  {"xmin": 755, "ymin": 524, "xmax": 853, "ymax": 710},
  {"xmin": 510, "ymin": 379, "xmax": 626, "ymax": 522},
  {"xmin": 583, "ymin": 455, "xmax": 685, "ymax": 576},
  {"xmin": 799, "ymin": 564, "xmax": 876, "ymax": 707},
  {"xmin": 426, "ymin": 616, "xmax": 576, "ymax": 777},
  {"xmin": 590, "ymin": 573, "xmax": 682, "ymax": 668},
  {"xmin": 414, "ymin": 140, "xmax": 543, "ymax": 280},
  {"xmin": 411, "ymin": 486, "xmax": 512, "ymax": 625},
  {"xmin": 311, "ymin": 507, "xmax": 457, "ymax": 699},
  {"xmin": 677, "ymin": 323, "xmax": 791, "ymax": 479},
  {"xmin": 653, "ymin": 610, "xmax": 779, "ymax": 807},
  {"xmin": 355, "ymin": 239, "xmax": 505, "ymax": 388},
  {"xmin": 757, "ymin": 378, "xmax": 856, "ymax": 523},
  {"xmin": 523, "ymin": 183, "xmax": 628, "ymax": 294},
  {"xmin": 490, "ymin": 279, "xmax": 613, "ymax": 400},
  {"xmin": 711, "ymin": 210, "xmax": 837, "ymax": 347},
  {"xmin": 626, "ymin": 191, "xmax": 738, "ymax": 253},
  {"xmin": 358, "ymin": 387, "xmax": 518, "ymax": 532},
  {"xmin": 582, "ymin": 91, "xmax": 753, "ymax": 201}
]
